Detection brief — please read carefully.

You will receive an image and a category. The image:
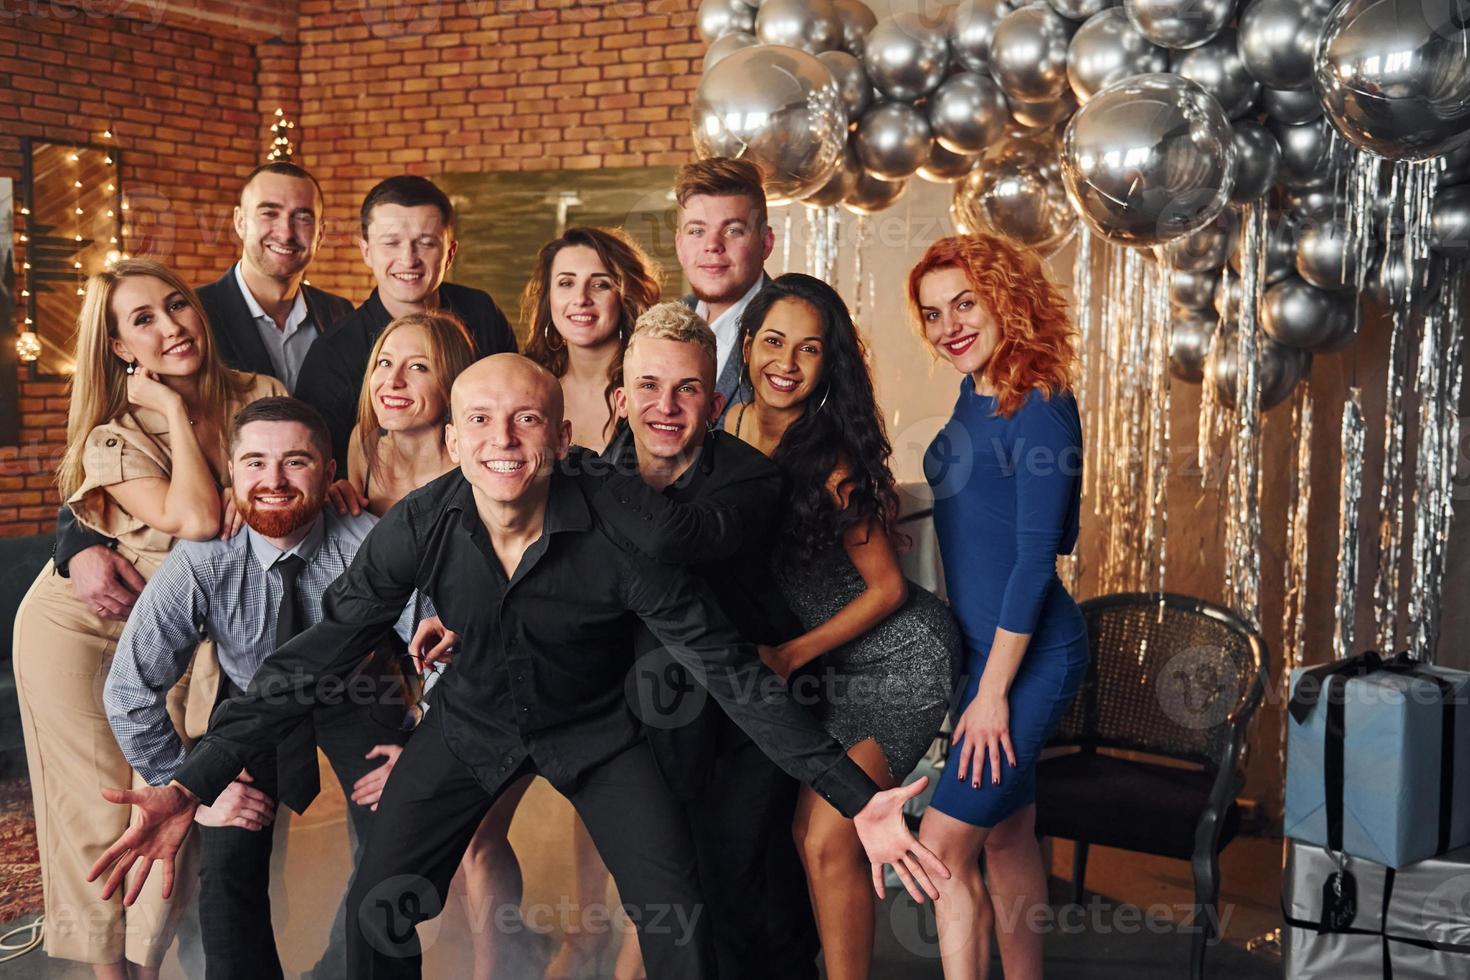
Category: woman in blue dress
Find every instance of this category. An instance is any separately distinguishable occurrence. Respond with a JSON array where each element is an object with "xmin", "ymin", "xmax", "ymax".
[{"xmin": 907, "ymin": 234, "xmax": 1088, "ymax": 980}]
